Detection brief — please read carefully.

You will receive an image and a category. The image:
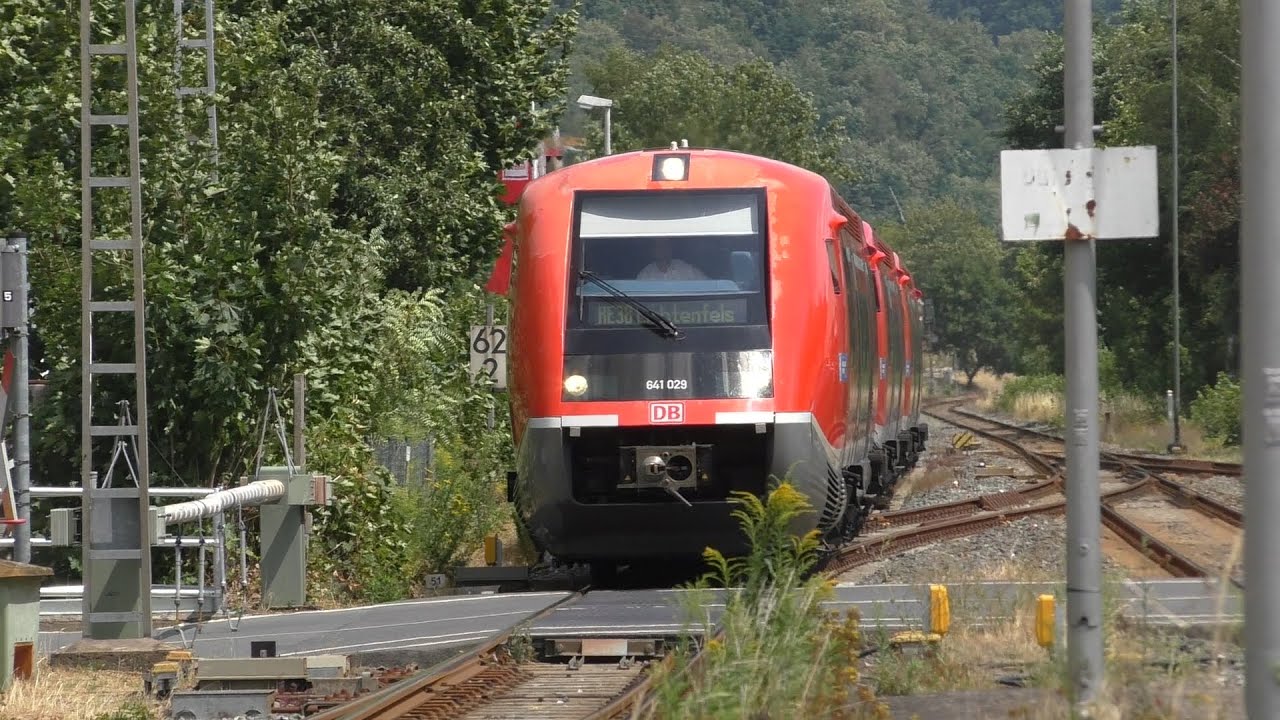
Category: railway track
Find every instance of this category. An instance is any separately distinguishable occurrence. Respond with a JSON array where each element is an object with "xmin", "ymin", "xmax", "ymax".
[
  {"xmin": 311, "ymin": 400, "xmax": 1244, "ymax": 720},
  {"xmin": 833, "ymin": 401, "xmax": 1245, "ymax": 587},
  {"xmin": 941, "ymin": 400, "xmax": 1242, "ymax": 478},
  {"xmin": 308, "ymin": 590, "xmax": 659, "ymax": 720}
]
